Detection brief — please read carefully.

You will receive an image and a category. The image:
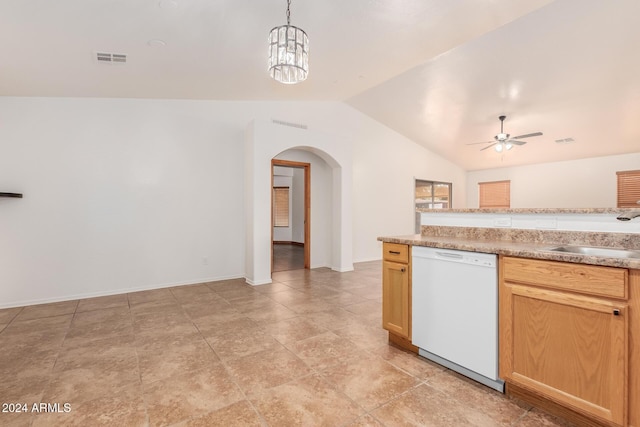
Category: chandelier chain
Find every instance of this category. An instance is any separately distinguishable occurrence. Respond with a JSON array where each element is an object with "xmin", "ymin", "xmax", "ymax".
[{"xmin": 286, "ymin": 0, "xmax": 291, "ymax": 25}]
